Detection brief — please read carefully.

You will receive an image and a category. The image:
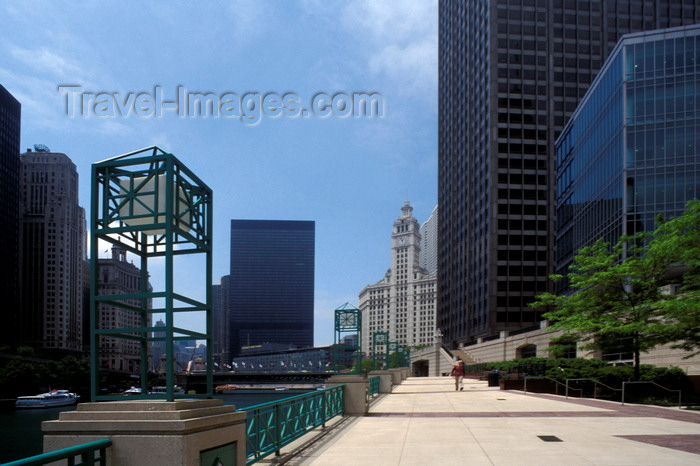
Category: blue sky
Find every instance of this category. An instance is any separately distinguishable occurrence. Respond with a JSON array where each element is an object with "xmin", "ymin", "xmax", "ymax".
[{"xmin": 2, "ymin": 1, "xmax": 437, "ymax": 347}]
